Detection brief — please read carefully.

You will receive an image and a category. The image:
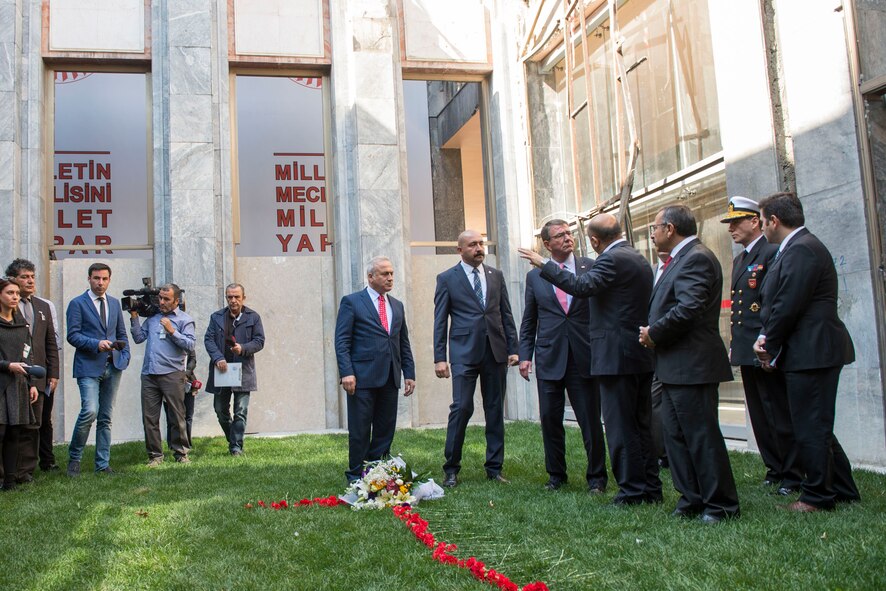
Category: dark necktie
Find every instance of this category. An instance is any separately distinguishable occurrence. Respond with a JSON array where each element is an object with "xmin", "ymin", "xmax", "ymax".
[
  {"xmin": 378, "ymin": 295, "xmax": 389, "ymax": 332},
  {"xmin": 98, "ymin": 297, "xmax": 107, "ymax": 330},
  {"xmin": 472, "ymin": 268, "xmax": 484, "ymax": 307}
]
